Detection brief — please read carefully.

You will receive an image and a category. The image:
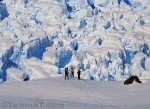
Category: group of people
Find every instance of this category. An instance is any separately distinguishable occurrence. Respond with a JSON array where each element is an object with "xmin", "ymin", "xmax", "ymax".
[{"xmin": 64, "ymin": 67, "xmax": 81, "ymax": 80}]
